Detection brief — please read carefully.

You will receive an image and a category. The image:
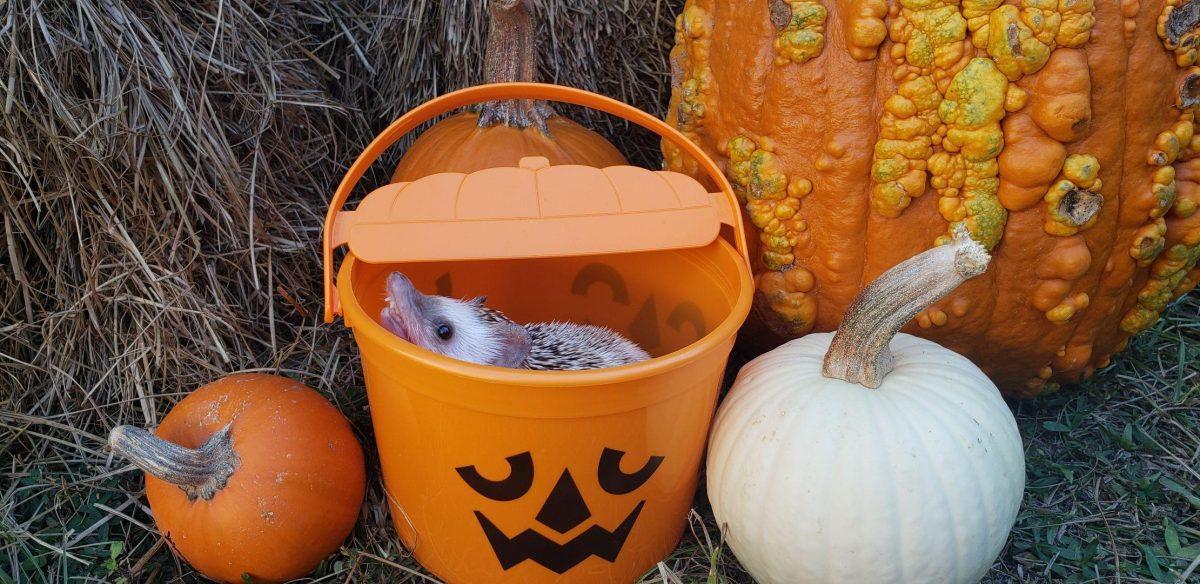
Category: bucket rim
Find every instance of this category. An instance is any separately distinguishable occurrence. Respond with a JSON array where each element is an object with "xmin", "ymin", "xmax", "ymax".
[{"xmin": 336, "ymin": 240, "xmax": 754, "ymax": 387}]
